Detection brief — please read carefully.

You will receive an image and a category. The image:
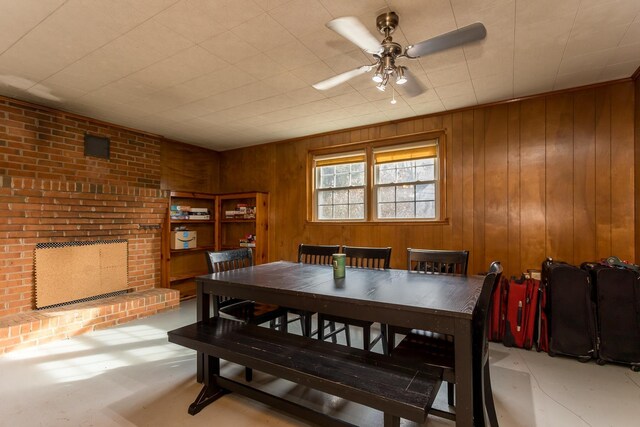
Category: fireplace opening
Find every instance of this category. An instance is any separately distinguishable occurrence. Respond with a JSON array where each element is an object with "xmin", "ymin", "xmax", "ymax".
[{"xmin": 34, "ymin": 240, "xmax": 128, "ymax": 309}]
